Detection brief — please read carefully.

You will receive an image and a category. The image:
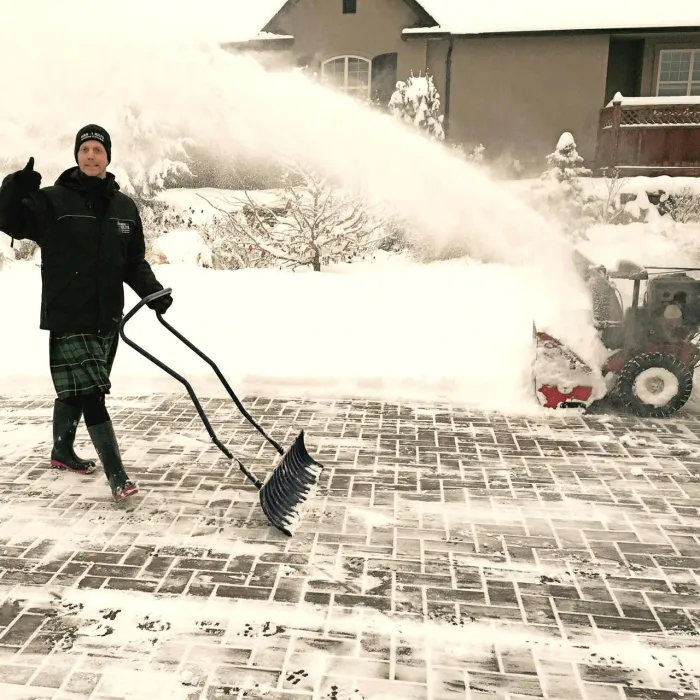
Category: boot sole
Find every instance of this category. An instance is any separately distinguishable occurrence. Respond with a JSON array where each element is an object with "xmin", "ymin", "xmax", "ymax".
[
  {"xmin": 51, "ymin": 459, "xmax": 97, "ymax": 475},
  {"xmin": 113, "ymin": 484, "xmax": 139, "ymax": 503}
]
